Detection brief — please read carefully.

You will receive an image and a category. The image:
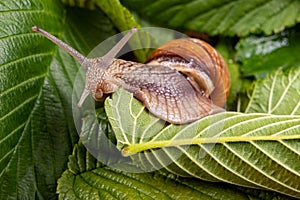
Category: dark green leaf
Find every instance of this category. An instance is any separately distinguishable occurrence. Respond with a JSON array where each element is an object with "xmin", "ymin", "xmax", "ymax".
[
  {"xmin": 0, "ymin": 1, "xmax": 116, "ymax": 199},
  {"xmin": 58, "ymin": 142, "xmax": 264, "ymax": 200},
  {"xmin": 215, "ymin": 38, "xmax": 246, "ymax": 111},
  {"xmin": 64, "ymin": 0, "xmax": 152, "ymax": 62},
  {"xmin": 79, "ymin": 108, "xmax": 133, "ymax": 169},
  {"xmin": 236, "ymin": 27, "xmax": 300, "ymax": 78},
  {"xmin": 62, "ymin": 0, "xmax": 97, "ymax": 9},
  {"xmin": 122, "ymin": 0, "xmax": 300, "ymax": 36}
]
